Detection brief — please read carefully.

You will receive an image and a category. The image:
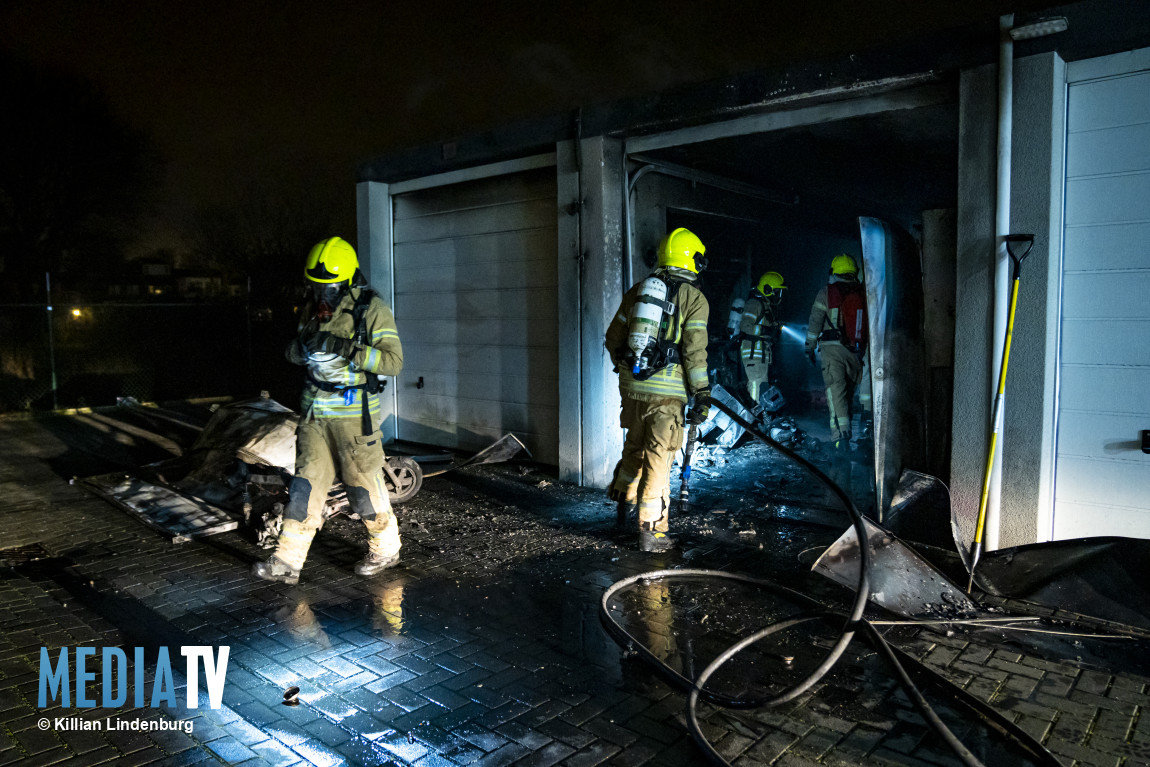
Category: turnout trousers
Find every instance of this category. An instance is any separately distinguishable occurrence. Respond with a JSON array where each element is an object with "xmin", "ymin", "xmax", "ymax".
[
  {"xmin": 740, "ymin": 340, "xmax": 771, "ymax": 405},
  {"xmin": 819, "ymin": 343, "xmax": 865, "ymax": 443},
  {"xmin": 609, "ymin": 397, "xmax": 685, "ymax": 533},
  {"xmin": 273, "ymin": 414, "xmax": 401, "ymax": 570}
]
